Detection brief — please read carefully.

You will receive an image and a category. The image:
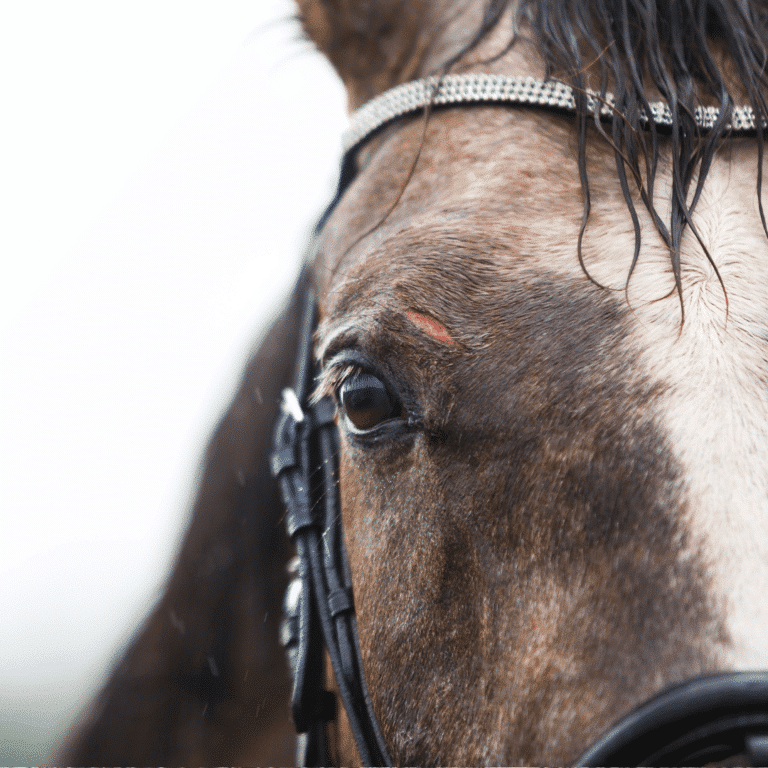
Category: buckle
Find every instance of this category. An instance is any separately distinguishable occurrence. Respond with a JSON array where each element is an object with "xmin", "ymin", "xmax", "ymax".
[{"xmin": 270, "ymin": 389, "xmax": 305, "ymax": 479}]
